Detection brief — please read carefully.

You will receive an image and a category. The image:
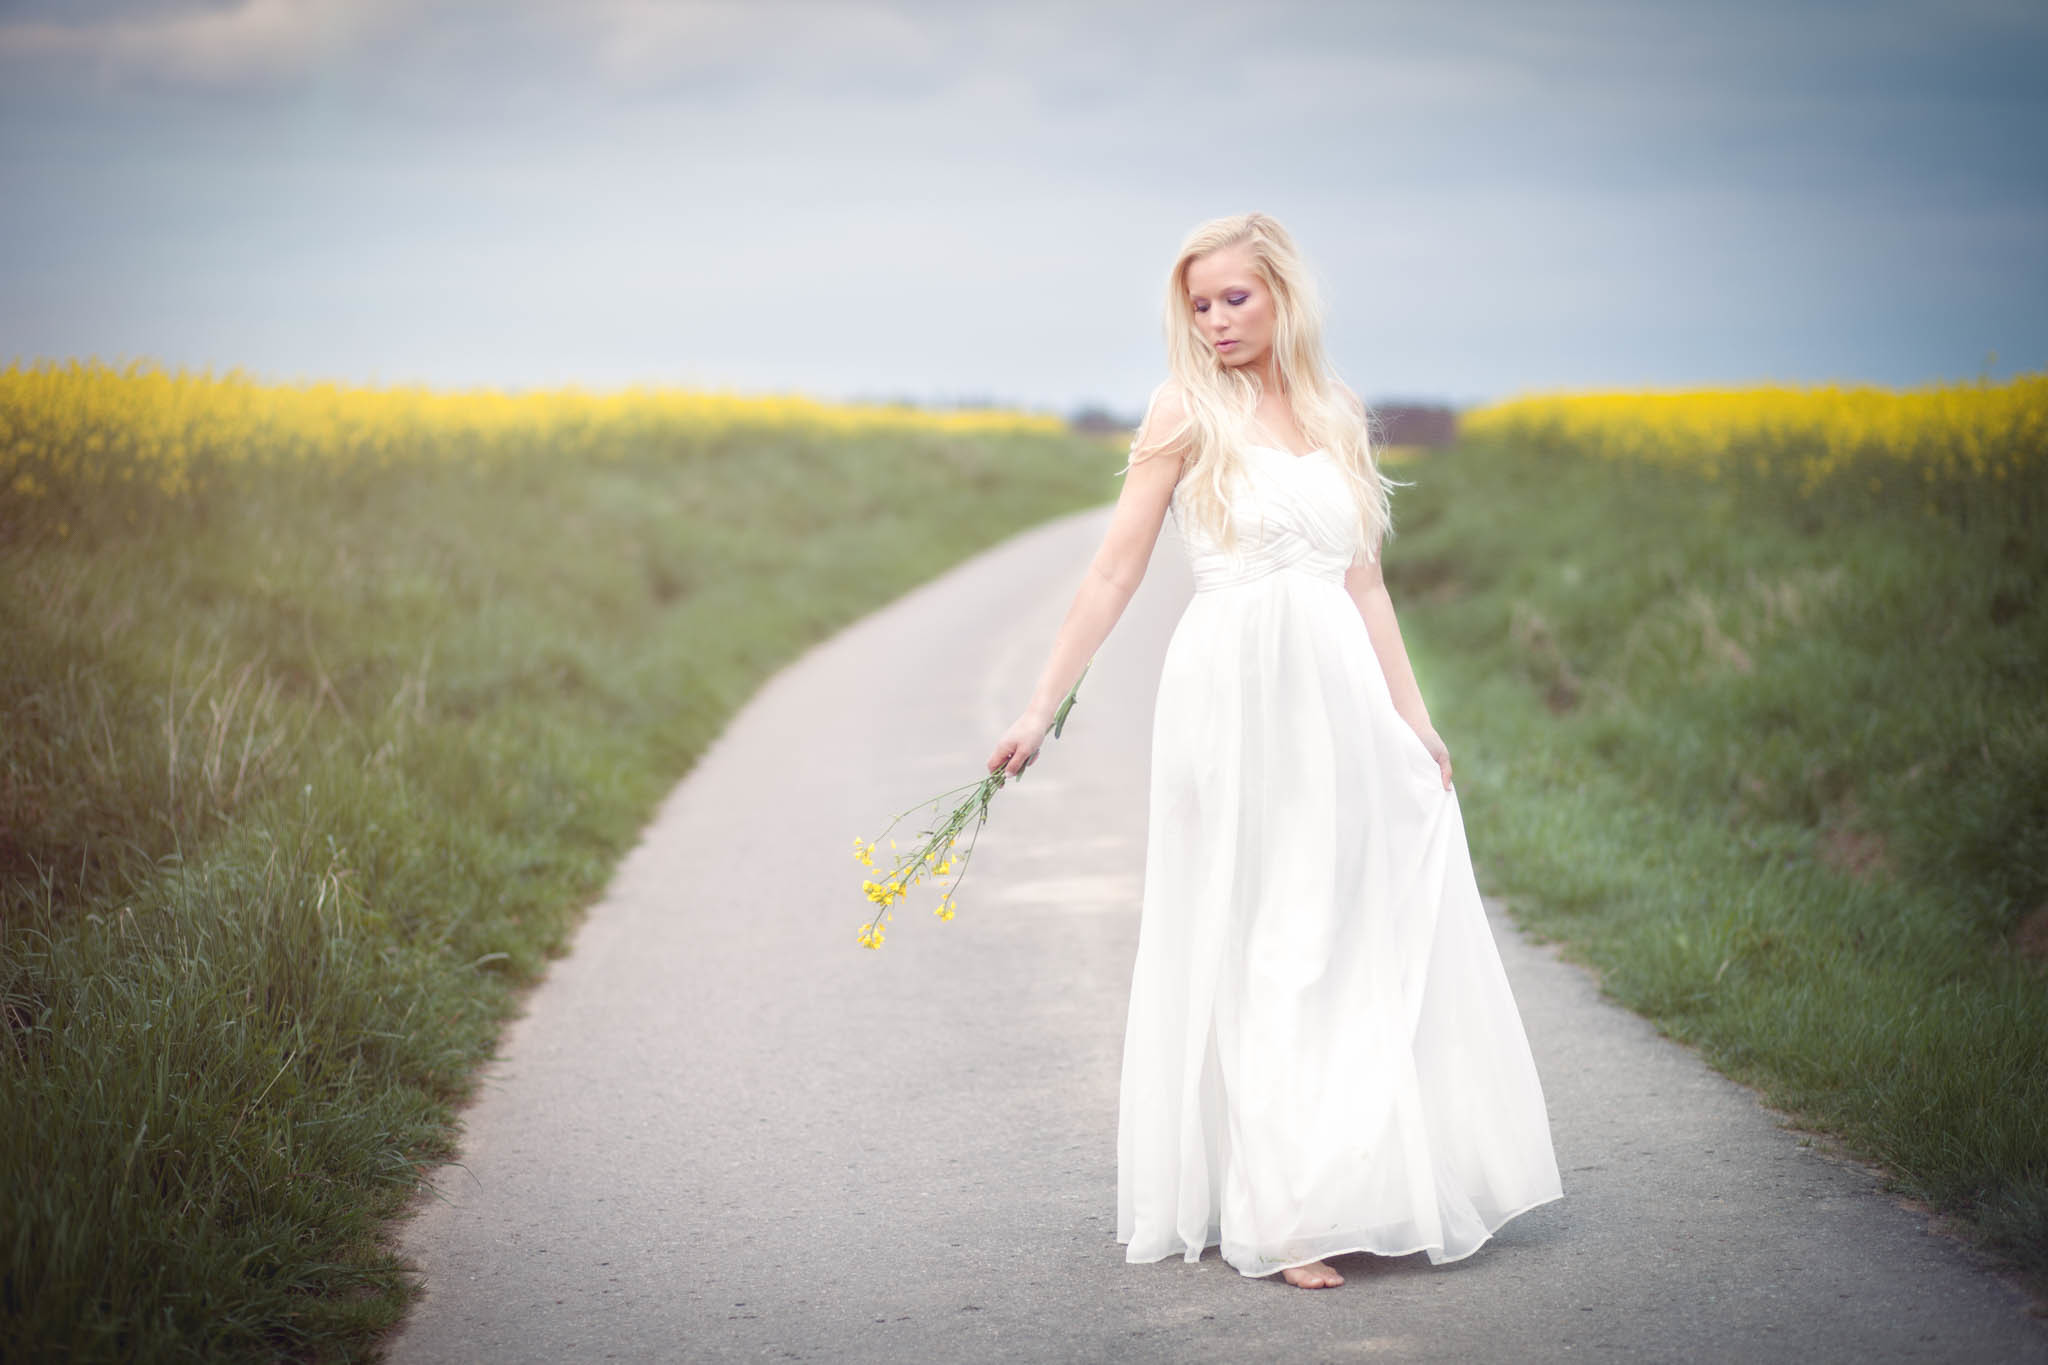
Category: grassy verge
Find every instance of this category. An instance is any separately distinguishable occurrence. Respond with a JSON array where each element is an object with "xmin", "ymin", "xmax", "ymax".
[
  {"xmin": 1384, "ymin": 436, "xmax": 2048, "ymax": 1292},
  {"xmin": 0, "ymin": 425, "xmax": 1117, "ymax": 1362}
]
